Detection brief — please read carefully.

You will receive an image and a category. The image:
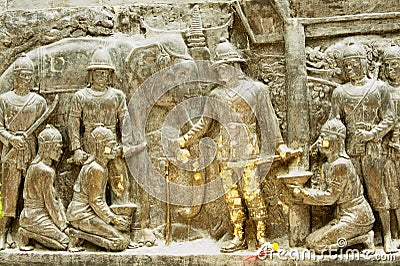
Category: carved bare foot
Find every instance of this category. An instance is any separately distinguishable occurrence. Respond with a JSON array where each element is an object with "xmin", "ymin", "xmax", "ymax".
[
  {"xmin": 384, "ymin": 235, "xmax": 398, "ymax": 254},
  {"xmin": 66, "ymin": 228, "xmax": 85, "ymax": 253},
  {"xmin": 137, "ymin": 229, "xmax": 157, "ymax": 247},
  {"xmin": 18, "ymin": 228, "xmax": 34, "ymax": 251}
]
